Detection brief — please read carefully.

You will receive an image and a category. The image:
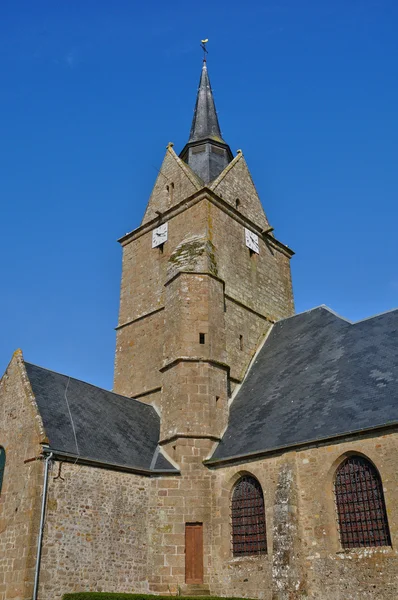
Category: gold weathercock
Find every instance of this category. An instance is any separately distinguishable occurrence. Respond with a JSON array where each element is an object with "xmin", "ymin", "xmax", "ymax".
[{"xmin": 200, "ymin": 38, "xmax": 209, "ymax": 61}]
